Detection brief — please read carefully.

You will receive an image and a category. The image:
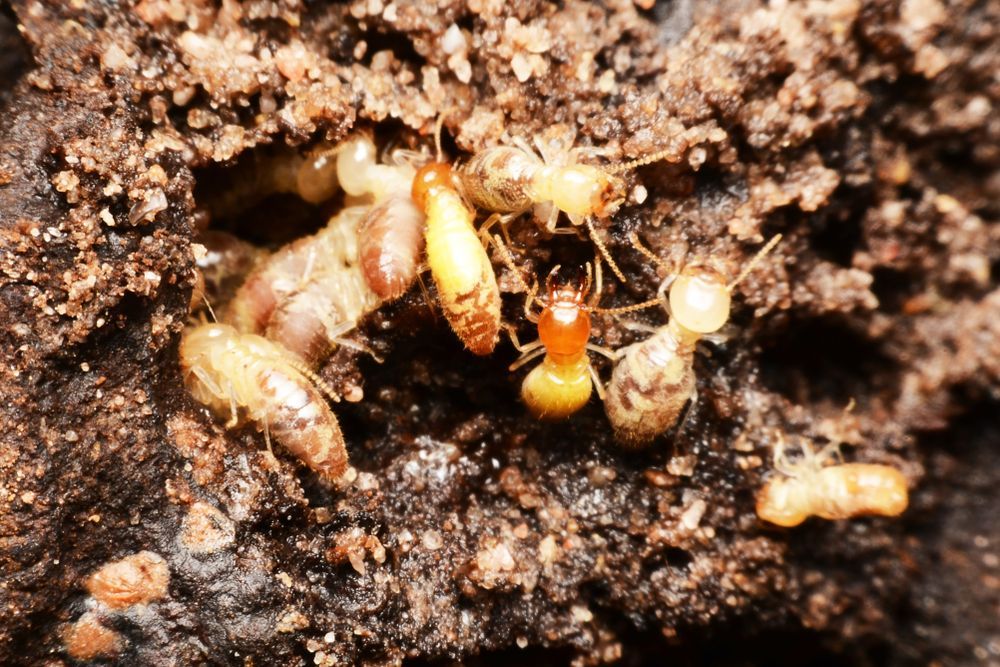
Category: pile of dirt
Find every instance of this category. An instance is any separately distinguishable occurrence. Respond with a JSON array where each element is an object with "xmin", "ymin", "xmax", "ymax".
[{"xmin": 0, "ymin": 0, "xmax": 997, "ymax": 664}]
